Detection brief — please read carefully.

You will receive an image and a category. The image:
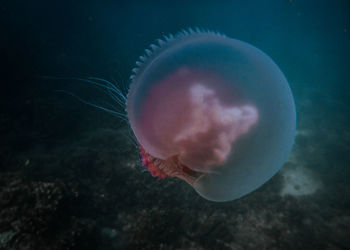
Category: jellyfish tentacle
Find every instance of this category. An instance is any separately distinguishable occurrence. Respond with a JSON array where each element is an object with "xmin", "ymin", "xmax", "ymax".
[
  {"xmin": 43, "ymin": 76, "xmax": 128, "ymax": 121},
  {"xmin": 54, "ymin": 89, "xmax": 128, "ymax": 121}
]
